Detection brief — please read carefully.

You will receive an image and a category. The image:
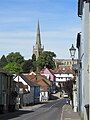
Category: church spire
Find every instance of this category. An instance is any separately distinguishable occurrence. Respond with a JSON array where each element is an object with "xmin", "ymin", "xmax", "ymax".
[
  {"xmin": 33, "ymin": 21, "xmax": 44, "ymax": 60},
  {"xmin": 36, "ymin": 20, "xmax": 41, "ymax": 46}
]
